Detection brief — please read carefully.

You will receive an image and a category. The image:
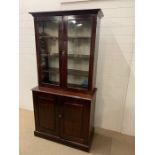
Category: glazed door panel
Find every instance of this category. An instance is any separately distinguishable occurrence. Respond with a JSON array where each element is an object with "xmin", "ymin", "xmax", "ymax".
[
  {"xmin": 34, "ymin": 93, "xmax": 59, "ymax": 136},
  {"xmin": 34, "ymin": 17, "xmax": 63, "ymax": 86},
  {"xmin": 63, "ymin": 16, "xmax": 93, "ymax": 90},
  {"xmin": 61, "ymin": 97, "xmax": 90, "ymax": 144},
  {"xmin": 34, "ymin": 15, "xmax": 95, "ymax": 91}
]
